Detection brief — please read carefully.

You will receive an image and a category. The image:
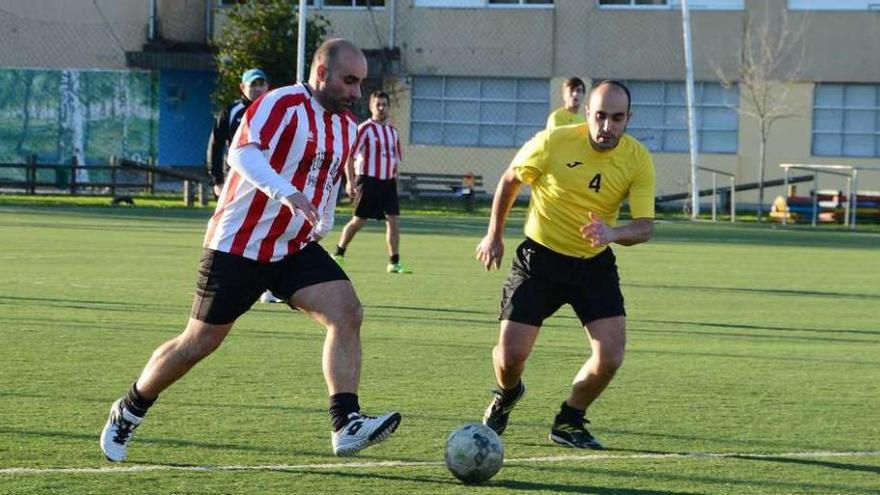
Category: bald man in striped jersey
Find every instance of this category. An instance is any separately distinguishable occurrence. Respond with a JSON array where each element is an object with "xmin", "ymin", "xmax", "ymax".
[
  {"xmin": 333, "ymin": 90, "xmax": 408, "ymax": 274},
  {"xmin": 100, "ymin": 39, "xmax": 401, "ymax": 462}
]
